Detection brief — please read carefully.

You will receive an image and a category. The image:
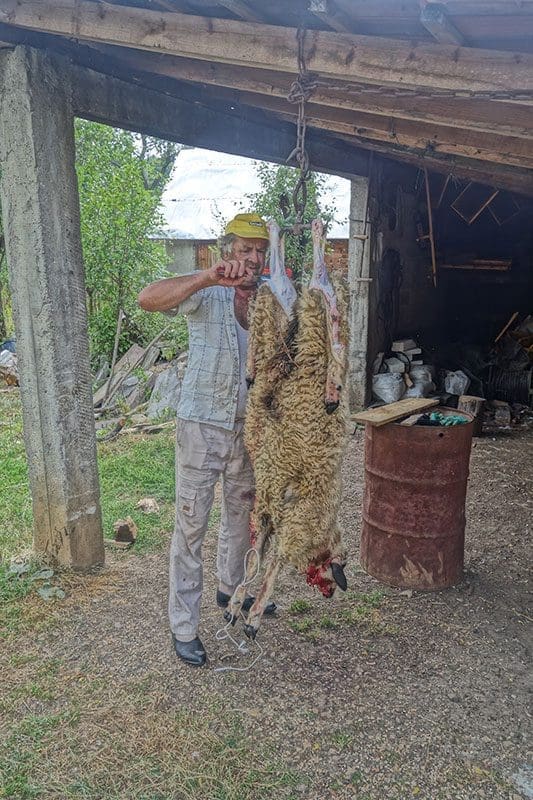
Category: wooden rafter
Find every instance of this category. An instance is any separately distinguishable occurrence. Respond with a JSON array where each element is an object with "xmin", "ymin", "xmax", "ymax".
[
  {"xmin": 86, "ymin": 45, "xmax": 533, "ymax": 143},
  {"xmin": 420, "ymin": 4, "xmax": 466, "ymax": 45},
  {"xmin": 59, "ymin": 32, "xmax": 530, "ymax": 193},
  {"xmin": 232, "ymin": 92, "xmax": 533, "ymax": 169},
  {"xmin": 328, "ymin": 131, "xmax": 533, "ymax": 195},
  {"xmin": 68, "ymin": 55, "xmax": 372, "ymax": 179},
  {"xmin": 0, "ymin": 0, "xmax": 532, "ymax": 94},
  {"xmin": 309, "ymin": 0, "xmax": 355, "ymax": 33},
  {"xmin": 216, "ymin": 0, "xmax": 268, "ymax": 23},
  {"xmin": 139, "ymin": 65, "xmax": 530, "ymax": 169}
]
